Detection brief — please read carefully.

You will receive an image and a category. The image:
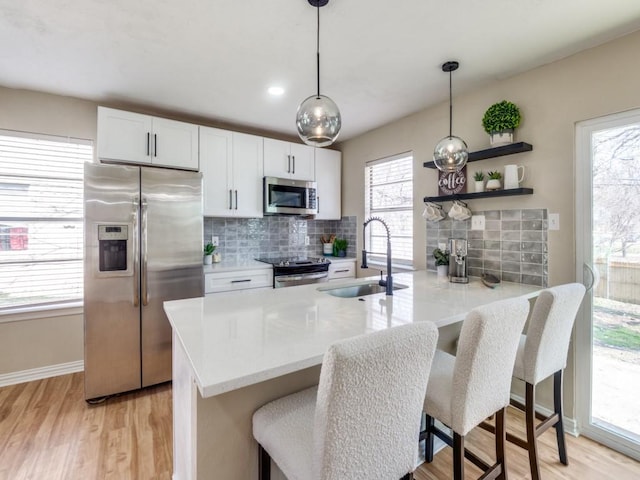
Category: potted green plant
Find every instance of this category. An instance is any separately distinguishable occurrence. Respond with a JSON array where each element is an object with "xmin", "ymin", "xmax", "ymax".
[
  {"xmin": 433, "ymin": 248, "xmax": 449, "ymax": 277},
  {"xmin": 482, "ymin": 100, "xmax": 521, "ymax": 146},
  {"xmin": 333, "ymin": 238, "xmax": 348, "ymax": 257},
  {"xmin": 473, "ymin": 171, "xmax": 485, "ymax": 193},
  {"xmin": 486, "ymin": 171, "xmax": 503, "ymax": 191},
  {"xmin": 204, "ymin": 242, "xmax": 215, "ymax": 265}
]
